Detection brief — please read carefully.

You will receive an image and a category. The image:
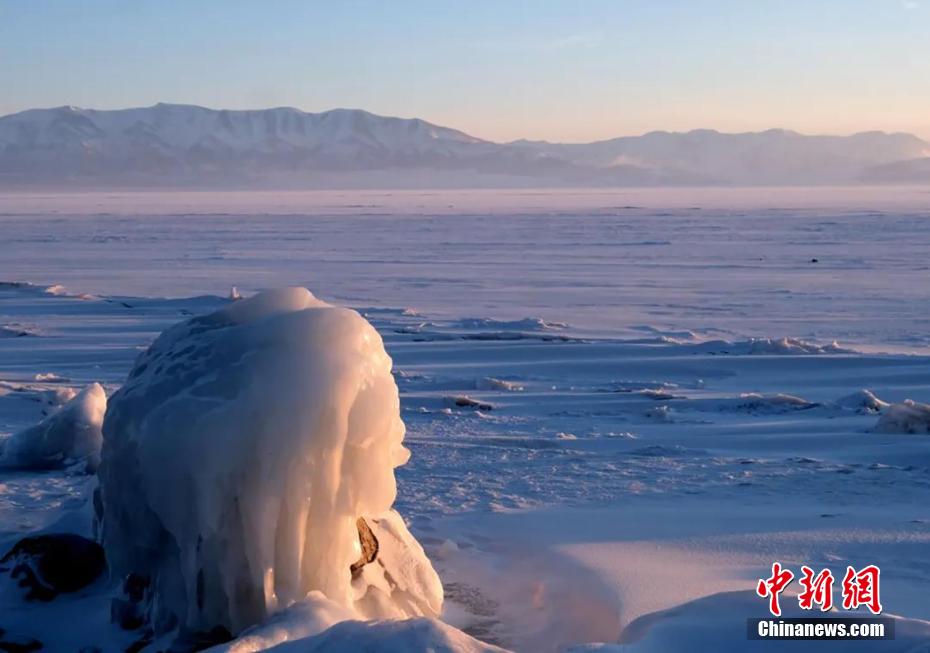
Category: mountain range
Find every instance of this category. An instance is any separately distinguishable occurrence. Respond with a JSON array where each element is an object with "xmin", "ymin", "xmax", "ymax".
[{"xmin": 1, "ymin": 103, "xmax": 928, "ymax": 188}]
